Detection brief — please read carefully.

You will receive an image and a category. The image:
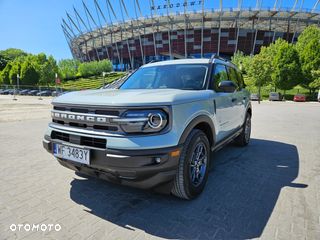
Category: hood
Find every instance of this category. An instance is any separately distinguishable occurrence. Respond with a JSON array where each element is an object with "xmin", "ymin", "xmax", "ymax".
[{"xmin": 52, "ymin": 89, "xmax": 212, "ymax": 107}]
